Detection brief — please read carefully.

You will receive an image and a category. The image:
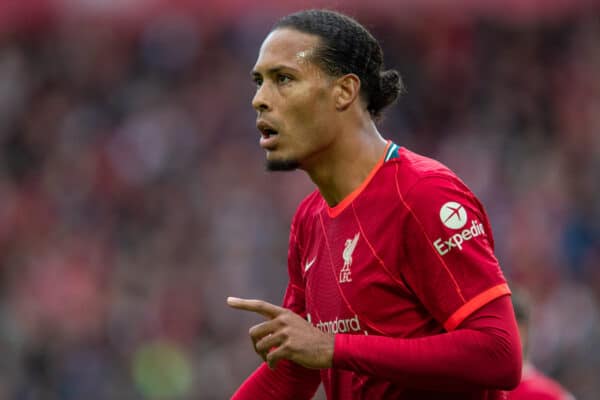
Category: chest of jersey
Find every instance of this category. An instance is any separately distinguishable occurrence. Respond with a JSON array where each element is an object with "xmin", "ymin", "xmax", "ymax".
[{"xmin": 300, "ymin": 198, "xmax": 436, "ymax": 338}]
